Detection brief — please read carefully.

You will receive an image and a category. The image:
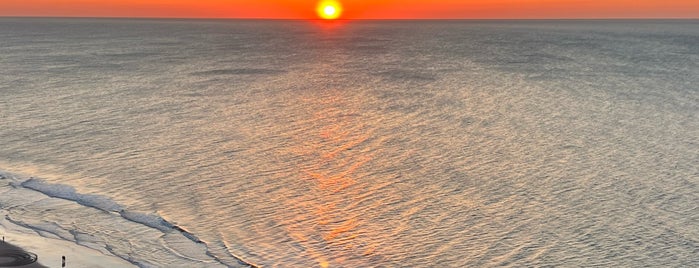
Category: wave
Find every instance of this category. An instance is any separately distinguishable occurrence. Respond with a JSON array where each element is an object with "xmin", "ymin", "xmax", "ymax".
[
  {"xmin": 21, "ymin": 178, "xmax": 124, "ymax": 212},
  {"xmin": 1, "ymin": 172, "xmax": 258, "ymax": 268}
]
